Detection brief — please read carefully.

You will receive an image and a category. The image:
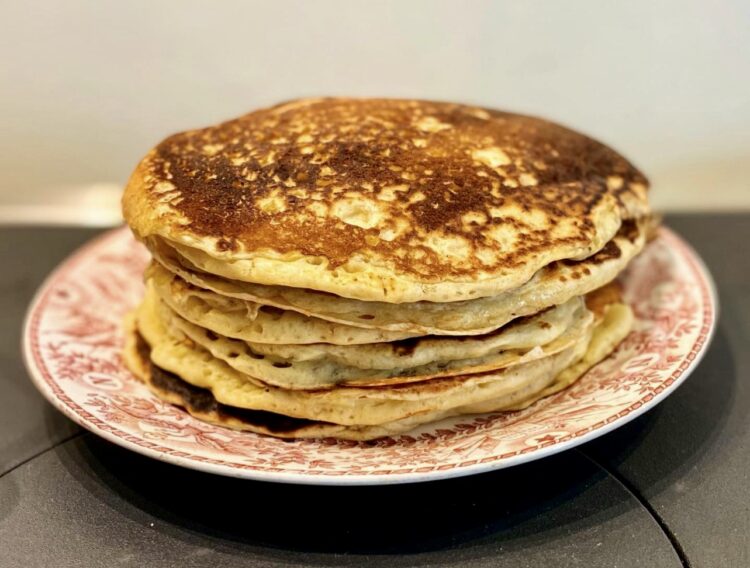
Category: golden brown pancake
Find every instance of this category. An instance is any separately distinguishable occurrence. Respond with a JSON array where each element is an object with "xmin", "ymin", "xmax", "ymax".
[
  {"xmin": 123, "ymin": 98, "xmax": 650, "ymax": 302},
  {"xmin": 122, "ymin": 292, "xmax": 633, "ymax": 441},
  {"xmin": 147, "ymin": 218, "xmax": 646, "ymax": 337},
  {"xmin": 121, "ymin": 98, "xmax": 651, "ymax": 440}
]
